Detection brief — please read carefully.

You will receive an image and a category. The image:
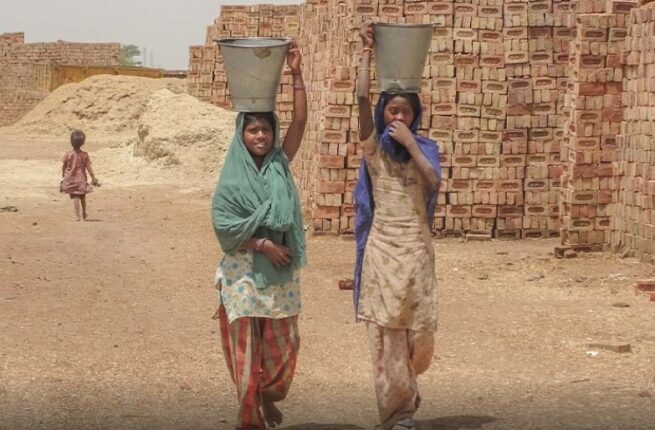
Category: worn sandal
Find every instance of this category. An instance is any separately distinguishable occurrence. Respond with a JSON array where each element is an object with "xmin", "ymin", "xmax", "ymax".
[{"xmin": 391, "ymin": 417, "xmax": 416, "ymax": 430}]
